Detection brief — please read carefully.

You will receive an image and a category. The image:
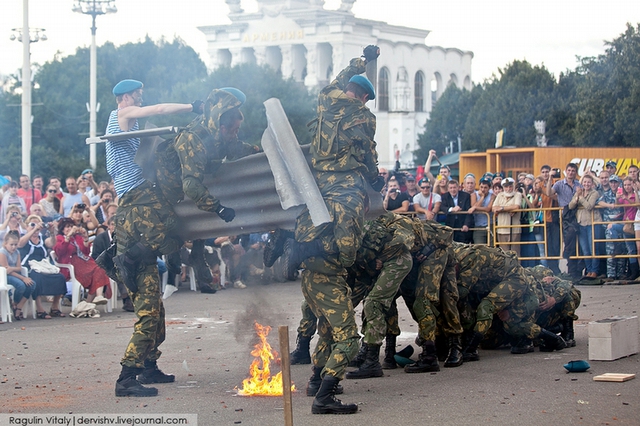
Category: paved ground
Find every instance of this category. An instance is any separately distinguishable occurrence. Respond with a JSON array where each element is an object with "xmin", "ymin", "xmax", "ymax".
[{"xmin": 1, "ymin": 278, "xmax": 638, "ymax": 426}]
